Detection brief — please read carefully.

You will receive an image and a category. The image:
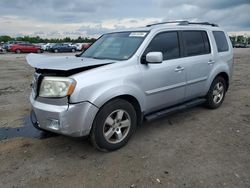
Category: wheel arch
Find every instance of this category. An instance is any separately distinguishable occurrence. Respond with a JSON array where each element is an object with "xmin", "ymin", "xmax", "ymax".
[
  {"xmin": 206, "ymin": 62, "xmax": 231, "ymax": 94},
  {"xmin": 93, "ymin": 93, "xmax": 144, "ymax": 126},
  {"xmin": 215, "ymin": 72, "xmax": 229, "ymax": 91},
  {"xmin": 108, "ymin": 94, "xmax": 143, "ymax": 126},
  {"xmin": 15, "ymin": 49, "xmax": 21, "ymax": 53},
  {"xmin": 206, "ymin": 71, "xmax": 229, "ymax": 95}
]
